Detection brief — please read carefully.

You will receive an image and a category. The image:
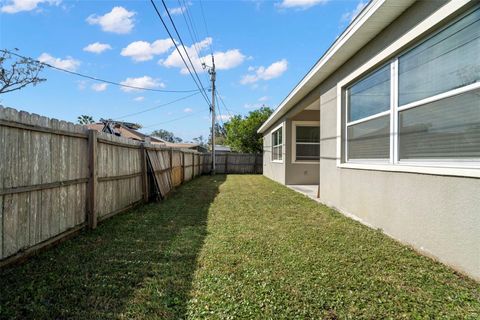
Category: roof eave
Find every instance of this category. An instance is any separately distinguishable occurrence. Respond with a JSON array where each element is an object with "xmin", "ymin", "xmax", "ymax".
[{"xmin": 258, "ymin": 0, "xmax": 415, "ymax": 134}]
